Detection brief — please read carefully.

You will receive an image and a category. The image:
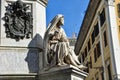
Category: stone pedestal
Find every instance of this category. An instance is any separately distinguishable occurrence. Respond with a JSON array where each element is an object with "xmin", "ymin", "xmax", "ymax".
[
  {"xmin": 39, "ymin": 65, "xmax": 88, "ymax": 80},
  {"xmin": 0, "ymin": 74, "xmax": 37, "ymax": 80},
  {"xmin": 0, "ymin": 0, "xmax": 48, "ymax": 79}
]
